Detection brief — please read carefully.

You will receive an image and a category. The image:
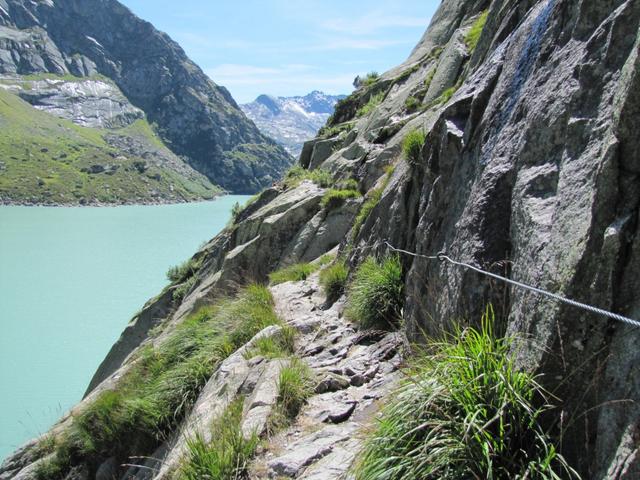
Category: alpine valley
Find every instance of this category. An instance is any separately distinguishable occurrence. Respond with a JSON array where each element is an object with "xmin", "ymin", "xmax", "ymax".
[{"xmin": 0, "ymin": 0, "xmax": 293, "ymax": 205}]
